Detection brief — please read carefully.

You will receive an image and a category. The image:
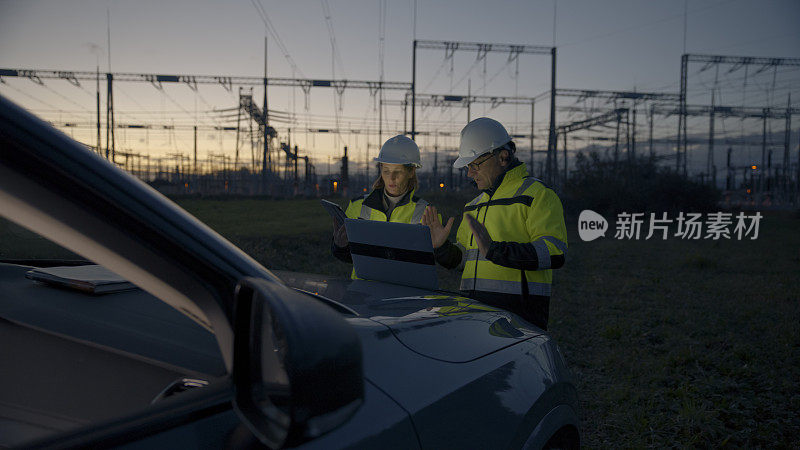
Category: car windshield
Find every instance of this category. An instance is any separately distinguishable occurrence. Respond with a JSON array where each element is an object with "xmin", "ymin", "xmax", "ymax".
[{"xmin": 0, "ymin": 217, "xmax": 230, "ymax": 446}]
